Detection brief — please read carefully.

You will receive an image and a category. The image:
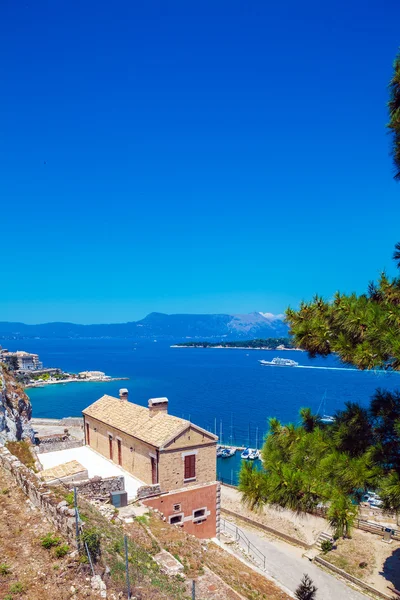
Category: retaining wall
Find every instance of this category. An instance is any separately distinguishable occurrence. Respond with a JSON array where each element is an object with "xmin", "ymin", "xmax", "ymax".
[
  {"xmin": 315, "ymin": 556, "xmax": 394, "ymax": 600},
  {"xmin": 0, "ymin": 443, "xmax": 76, "ymax": 541},
  {"xmin": 221, "ymin": 507, "xmax": 312, "ymax": 550}
]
